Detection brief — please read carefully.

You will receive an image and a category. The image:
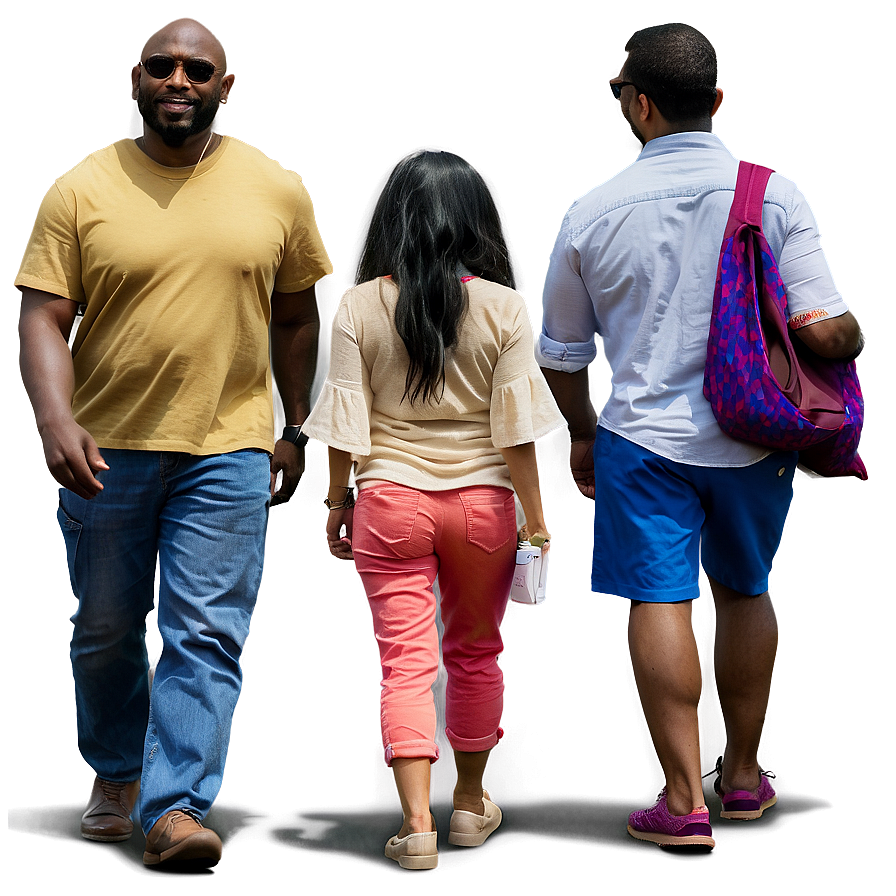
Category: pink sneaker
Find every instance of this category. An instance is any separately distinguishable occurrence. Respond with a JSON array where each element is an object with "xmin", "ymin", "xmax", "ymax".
[
  {"xmin": 627, "ymin": 790, "xmax": 715, "ymax": 849},
  {"xmin": 711, "ymin": 756, "xmax": 777, "ymax": 820}
]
